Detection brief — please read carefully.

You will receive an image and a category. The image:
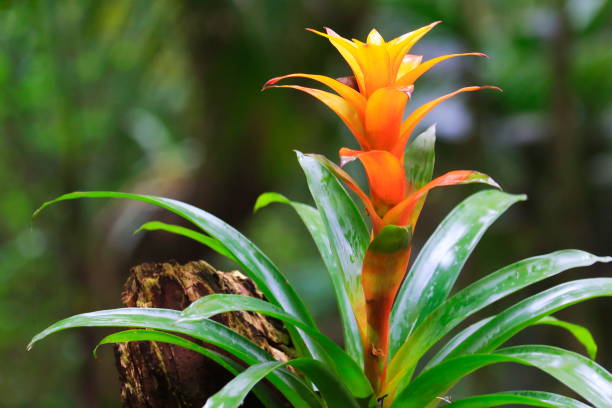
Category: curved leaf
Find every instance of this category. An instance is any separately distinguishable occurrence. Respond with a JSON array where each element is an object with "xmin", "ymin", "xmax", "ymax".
[
  {"xmin": 445, "ymin": 278, "xmax": 612, "ymax": 359},
  {"xmin": 538, "ymin": 316, "xmax": 598, "ymax": 359},
  {"xmin": 96, "ymin": 329, "xmax": 280, "ymax": 408},
  {"xmin": 34, "ymin": 191, "xmax": 323, "ymax": 361},
  {"xmin": 205, "ymin": 359, "xmax": 360, "ymax": 408},
  {"xmin": 254, "ymin": 192, "xmax": 363, "ymax": 364},
  {"xmin": 389, "ymin": 190, "xmax": 526, "ymax": 356},
  {"xmin": 180, "ymin": 294, "xmax": 373, "ymax": 398},
  {"xmin": 387, "ymin": 250, "xmax": 609, "ymax": 388},
  {"xmin": 135, "ymin": 221, "xmax": 237, "ymax": 262},
  {"xmin": 427, "ymin": 314, "xmax": 598, "ymax": 371},
  {"xmin": 442, "ymin": 390, "xmax": 592, "ymax": 408},
  {"xmin": 27, "ymin": 308, "xmax": 320, "ymax": 408},
  {"xmin": 296, "ymin": 152, "xmax": 370, "ymax": 344},
  {"xmin": 390, "ymin": 345, "xmax": 612, "ymax": 408},
  {"xmin": 425, "ymin": 317, "xmax": 493, "ymax": 371}
]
